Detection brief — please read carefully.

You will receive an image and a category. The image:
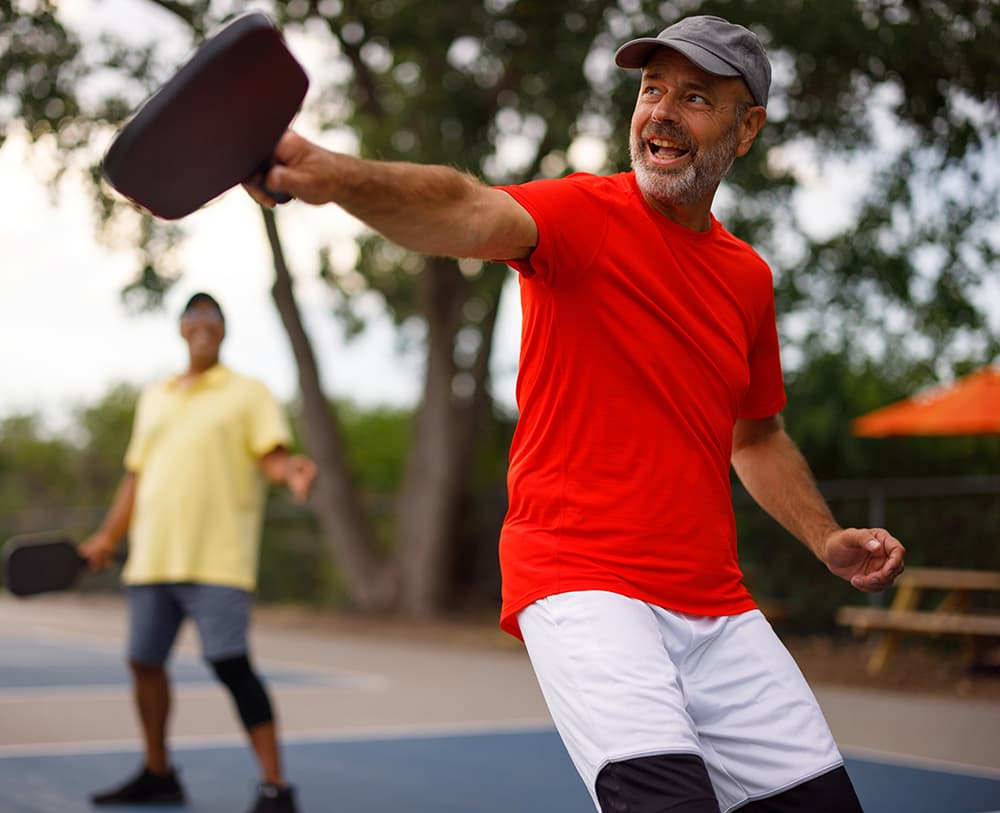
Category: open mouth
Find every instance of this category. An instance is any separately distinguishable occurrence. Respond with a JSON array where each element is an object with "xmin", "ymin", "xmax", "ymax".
[{"xmin": 648, "ymin": 137, "xmax": 690, "ymax": 161}]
